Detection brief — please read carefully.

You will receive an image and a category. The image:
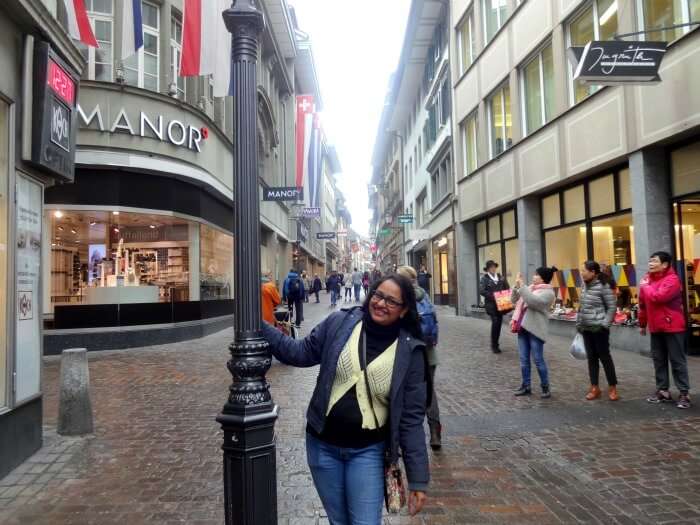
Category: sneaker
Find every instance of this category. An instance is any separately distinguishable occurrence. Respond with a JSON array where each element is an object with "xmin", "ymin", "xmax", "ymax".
[
  {"xmin": 514, "ymin": 386, "xmax": 531, "ymax": 396},
  {"xmin": 677, "ymin": 394, "xmax": 691, "ymax": 409},
  {"xmin": 541, "ymin": 385, "xmax": 551, "ymax": 399},
  {"xmin": 646, "ymin": 390, "xmax": 673, "ymax": 403}
]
